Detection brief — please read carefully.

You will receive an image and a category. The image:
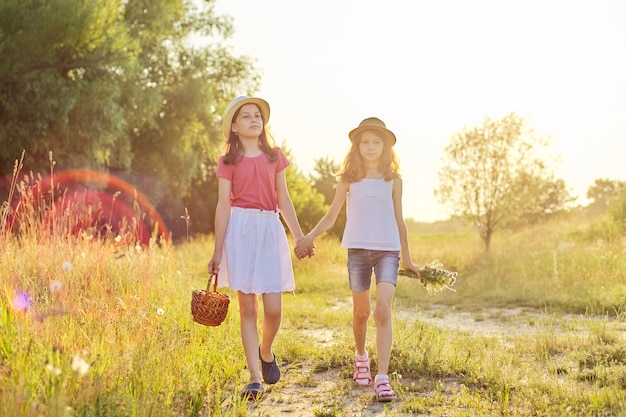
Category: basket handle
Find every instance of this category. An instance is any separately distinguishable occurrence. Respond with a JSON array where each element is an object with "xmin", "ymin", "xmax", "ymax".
[{"xmin": 207, "ymin": 273, "xmax": 218, "ymax": 292}]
